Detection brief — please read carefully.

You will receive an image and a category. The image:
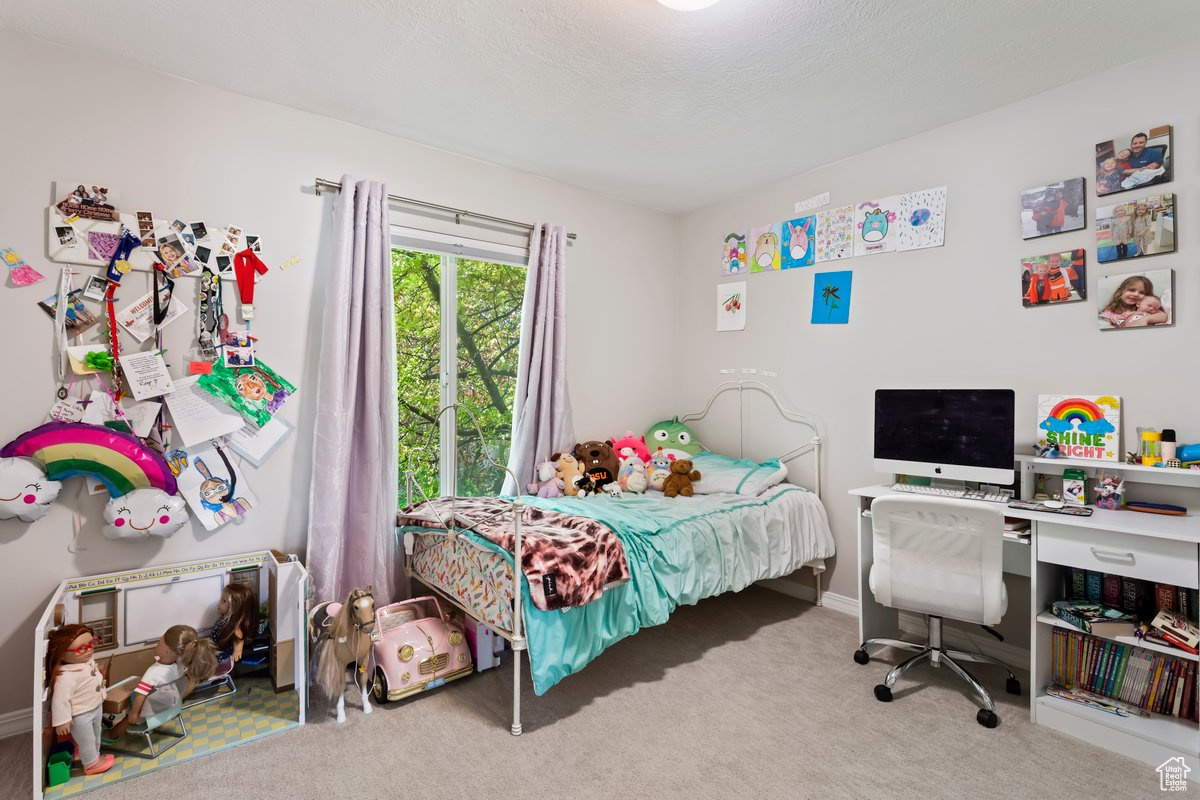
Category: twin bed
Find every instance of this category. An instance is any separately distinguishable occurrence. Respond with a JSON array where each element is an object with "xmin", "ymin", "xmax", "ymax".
[{"xmin": 397, "ymin": 381, "xmax": 835, "ymax": 734}]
